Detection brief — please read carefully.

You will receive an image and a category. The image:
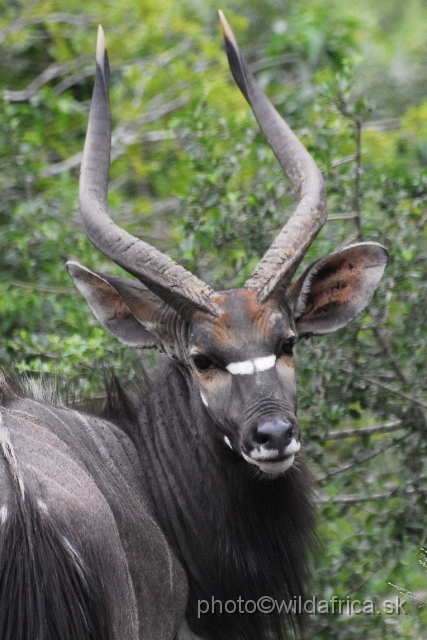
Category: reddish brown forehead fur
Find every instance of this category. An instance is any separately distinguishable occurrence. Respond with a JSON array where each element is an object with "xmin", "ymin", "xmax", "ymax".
[{"xmin": 206, "ymin": 289, "xmax": 284, "ymax": 349}]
